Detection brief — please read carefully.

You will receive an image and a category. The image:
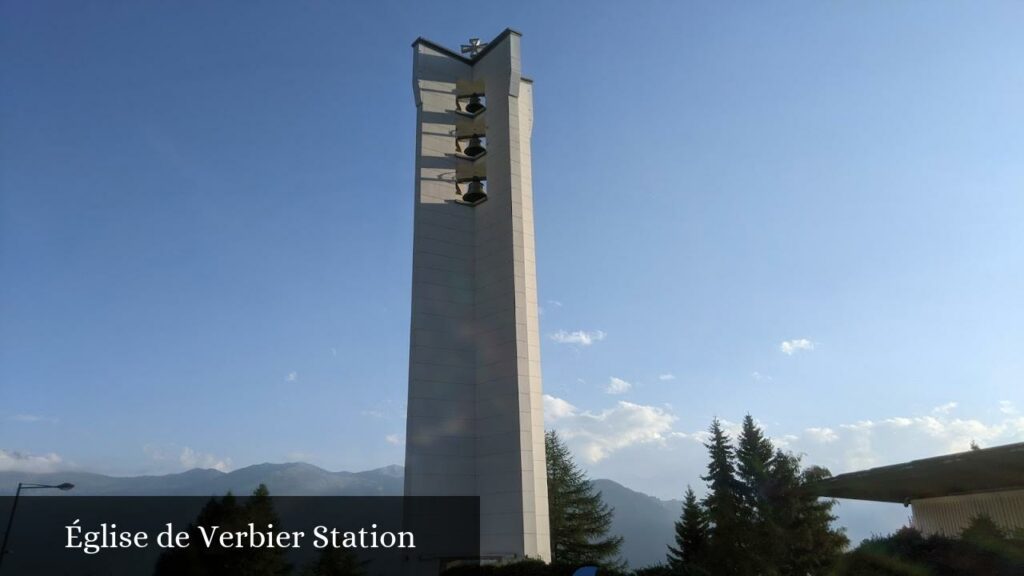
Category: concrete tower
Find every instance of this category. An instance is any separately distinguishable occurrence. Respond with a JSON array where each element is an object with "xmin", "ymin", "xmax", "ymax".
[{"xmin": 405, "ymin": 29, "xmax": 550, "ymax": 563}]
